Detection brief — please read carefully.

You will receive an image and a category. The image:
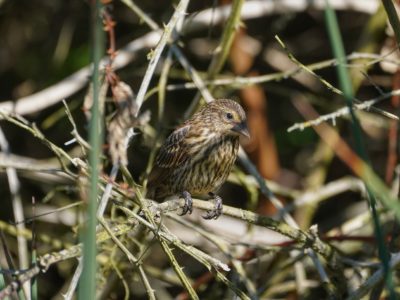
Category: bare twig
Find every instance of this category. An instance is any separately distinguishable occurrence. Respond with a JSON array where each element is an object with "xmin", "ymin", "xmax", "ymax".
[
  {"xmin": 288, "ymin": 89, "xmax": 400, "ymax": 132},
  {"xmin": 0, "ymin": 110, "xmax": 77, "ymax": 176},
  {"xmin": 0, "ymin": 126, "xmax": 30, "ymax": 300},
  {"xmin": 121, "ymin": 0, "xmax": 214, "ymax": 104},
  {"xmin": 183, "ymin": 0, "xmax": 244, "ymax": 118},
  {"xmin": 133, "ymin": 0, "xmax": 190, "ymax": 117},
  {"xmin": 292, "ymin": 95, "xmax": 400, "ymax": 220},
  {"xmin": 98, "ymin": 218, "xmax": 155, "ymax": 300},
  {"xmin": 275, "ymin": 35, "xmax": 398, "ymax": 122},
  {"xmin": 281, "ymin": 176, "xmax": 365, "ymax": 214},
  {"xmin": 62, "ymin": 257, "xmax": 83, "ymax": 300},
  {"xmin": 165, "ymin": 52, "xmax": 400, "ymax": 91},
  {"xmin": 347, "ymin": 252, "xmax": 400, "ymax": 300},
  {"xmin": 63, "ymin": 100, "xmax": 90, "ymax": 154}
]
